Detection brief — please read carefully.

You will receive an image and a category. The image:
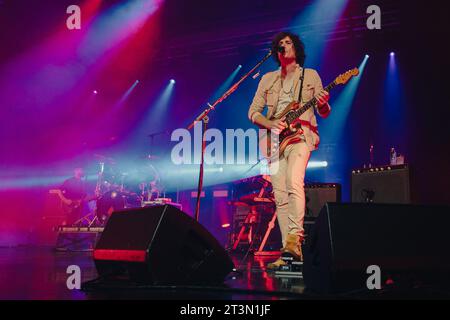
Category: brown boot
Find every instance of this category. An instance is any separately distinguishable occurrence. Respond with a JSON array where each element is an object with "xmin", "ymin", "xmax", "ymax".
[
  {"xmin": 282, "ymin": 234, "xmax": 303, "ymax": 261},
  {"xmin": 266, "ymin": 257, "xmax": 287, "ymax": 270}
]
